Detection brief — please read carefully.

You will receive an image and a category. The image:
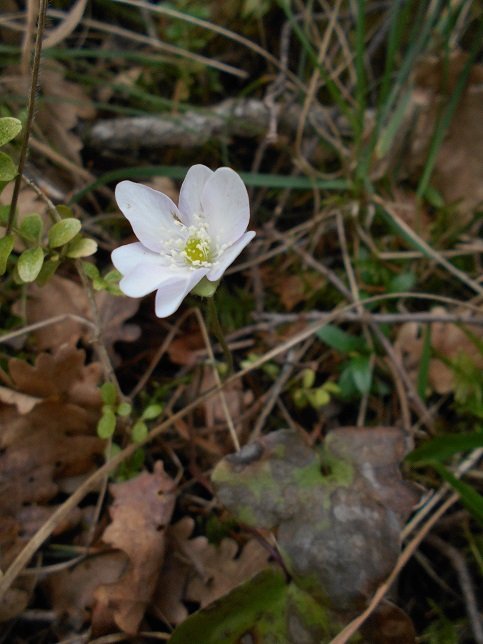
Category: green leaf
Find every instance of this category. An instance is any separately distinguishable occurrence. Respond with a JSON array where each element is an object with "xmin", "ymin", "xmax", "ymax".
[
  {"xmin": 66, "ymin": 237, "xmax": 98, "ymax": 258},
  {"xmin": 35, "ymin": 257, "xmax": 59, "ymax": 286},
  {"xmin": 0, "ymin": 204, "xmax": 10, "ymax": 226},
  {"xmin": 56, "ymin": 204, "xmax": 74, "ymax": 219},
  {"xmin": 100, "ymin": 382, "xmax": 117, "ymax": 405},
  {"xmin": 170, "ymin": 569, "xmax": 337, "ymax": 644},
  {"xmin": 0, "ymin": 234, "xmax": 14, "ymax": 276},
  {"xmin": 82, "ymin": 261, "xmax": 100, "ymax": 280},
  {"xmin": 0, "ymin": 117, "xmax": 22, "ymax": 147},
  {"xmin": 350, "ymin": 355, "xmax": 373, "ymax": 395},
  {"xmin": 388, "ymin": 271, "xmax": 415, "ymax": 293},
  {"xmin": 97, "ymin": 407, "xmax": 116, "ymax": 439},
  {"xmin": 131, "ymin": 420, "xmax": 148, "ymax": 443},
  {"xmin": 0, "ymin": 151, "xmax": 17, "ymax": 181},
  {"xmin": 406, "ymin": 432, "xmax": 483, "ymax": 464},
  {"xmin": 17, "ymin": 247, "xmax": 44, "ymax": 282},
  {"xmin": 317, "ymin": 324, "xmax": 366, "ymax": 353},
  {"xmin": 433, "ymin": 462, "xmax": 483, "ymax": 526},
  {"xmin": 338, "ymin": 364, "xmax": 358, "ymax": 399},
  {"xmin": 302, "ymin": 368, "xmax": 316, "ymax": 389},
  {"xmin": 141, "ymin": 403, "xmax": 163, "ymax": 420},
  {"xmin": 117, "ymin": 402, "xmax": 132, "ymax": 417},
  {"xmin": 19, "ymin": 214, "xmax": 43, "ymax": 243},
  {"xmin": 48, "ymin": 218, "xmax": 81, "ymax": 248}
]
